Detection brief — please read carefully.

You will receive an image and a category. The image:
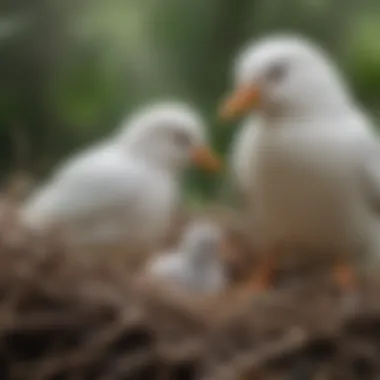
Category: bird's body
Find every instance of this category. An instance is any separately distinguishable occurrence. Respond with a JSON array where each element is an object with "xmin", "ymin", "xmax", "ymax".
[
  {"xmin": 220, "ymin": 34, "xmax": 380, "ymax": 287},
  {"xmin": 21, "ymin": 102, "xmax": 220, "ymax": 249},
  {"xmin": 148, "ymin": 249, "xmax": 226, "ymax": 293},
  {"xmin": 23, "ymin": 143, "xmax": 178, "ymax": 248},
  {"xmin": 147, "ymin": 221, "xmax": 227, "ymax": 294},
  {"xmin": 254, "ymin": 112, "xmax": 378, "ymax": 262}
]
